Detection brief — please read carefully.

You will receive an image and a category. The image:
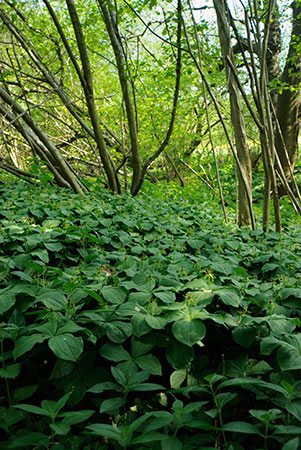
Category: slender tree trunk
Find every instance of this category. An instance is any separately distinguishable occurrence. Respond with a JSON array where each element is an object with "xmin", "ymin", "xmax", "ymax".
[
  {"xmin": 213, "ymin": 0, "xmax": 252, "ymax": 226},
  {"xmin": 275, "ymin": 0, "xmax": 301, "ymax": 184}
]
